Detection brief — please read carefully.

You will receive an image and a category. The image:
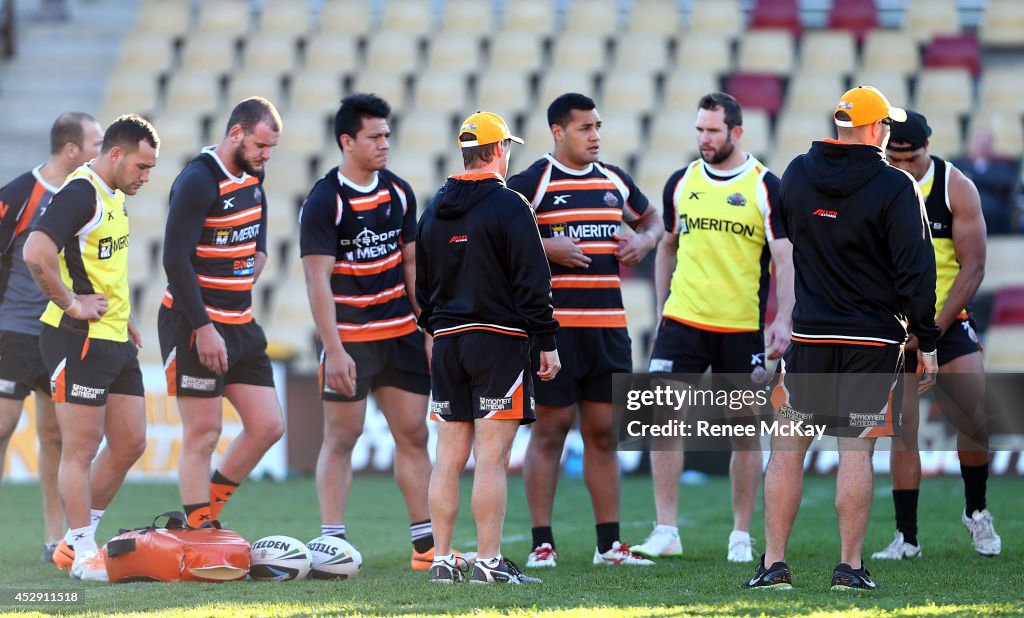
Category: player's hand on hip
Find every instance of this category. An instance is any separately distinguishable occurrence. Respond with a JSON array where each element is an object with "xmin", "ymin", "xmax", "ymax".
[
  {"xmin": 537, "ymin": 349, "xmax": 561, "ymax": 381},
  {"xmin": 916, "ymin": 350, "xmax": 938, "ymax": 395},
  {"xmin": 547, "ymin": 236, "xmax": 591, "ymax": 269},
  {"xmin": 195, "ymin": 323, "xmax": 229, "ymax": 375},
  {"xmin": 70, "ymin": 293, "xmax": 108, "ymax": 321},
  {"xmin": 325, "ymin": 347, "xmax": 357, "ymax": 398}
]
